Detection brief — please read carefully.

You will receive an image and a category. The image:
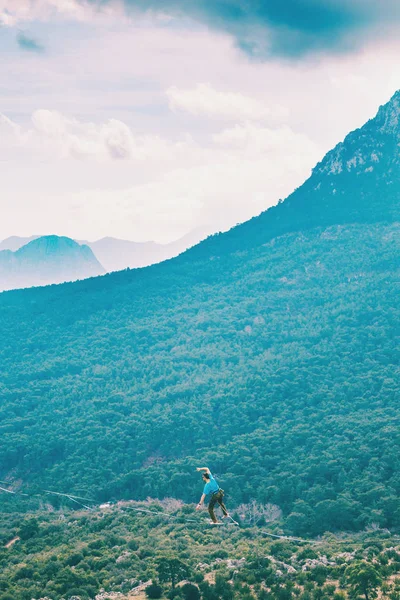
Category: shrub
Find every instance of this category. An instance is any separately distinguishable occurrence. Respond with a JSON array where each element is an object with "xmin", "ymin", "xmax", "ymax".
[
  {"xmin": 181, "ymin": 583, "xmax": 200, "ymax": 600},
  {"xmin": 145, "ymin": 581, "xmax": 164, "ymax": 599},
  {"xmin": 65, "ymin": 552, "xmax": 84, "ymax": 566}
]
